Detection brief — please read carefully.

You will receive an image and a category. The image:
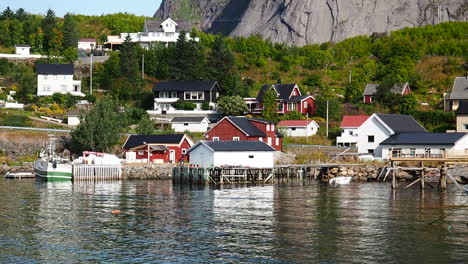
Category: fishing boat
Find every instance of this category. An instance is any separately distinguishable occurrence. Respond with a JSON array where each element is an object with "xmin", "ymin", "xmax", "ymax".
[
  {"xmin": 34, "ymin": 136, "xmax": 73, "ymax": 182},
  {"xmin": 329, "ymin": 176, "xmax": 352, "ymax": 185}
]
